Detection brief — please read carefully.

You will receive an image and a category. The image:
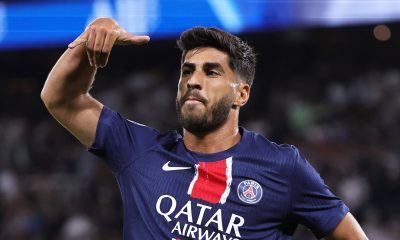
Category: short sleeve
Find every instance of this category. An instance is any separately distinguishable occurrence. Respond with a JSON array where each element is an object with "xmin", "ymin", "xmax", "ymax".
[
  {"xmin": 88, "ymin": 106, "xmax": 161, "ymax": 174},
  {"xmin": 289, "ymin": 147, "xmax": 349, "ymax": 238}
]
